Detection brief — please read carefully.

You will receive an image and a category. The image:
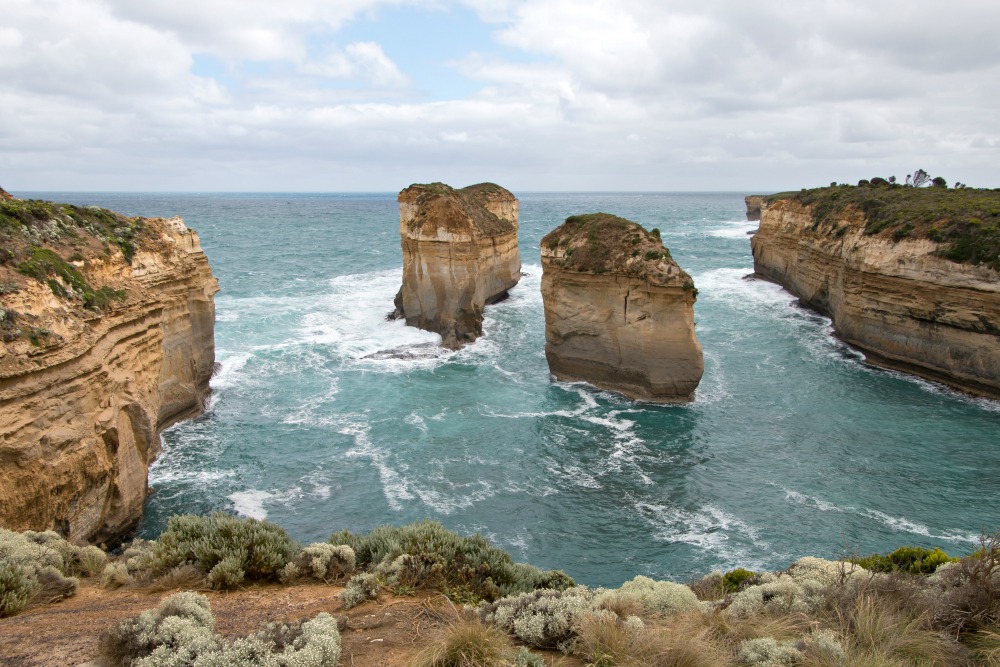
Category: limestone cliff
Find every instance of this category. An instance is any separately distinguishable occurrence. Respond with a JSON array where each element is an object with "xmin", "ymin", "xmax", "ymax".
[
  {"xmin": 540, "ymin": 213, "xmax": 703, "ymax": 402},
  {"xmin": 0, "ymin": 196, "xmax": 217, "ymax": 543},
  {"xmin": 392, "ymin": 182, "xmax": 520, "ymax": 349},
  {"xmin": 751, "ymin": 188, "xmax": 1000, "ymax": 398},
  {"xmin": 745, "ymin": 195, "xmax": 764, "ymax": 221}
]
